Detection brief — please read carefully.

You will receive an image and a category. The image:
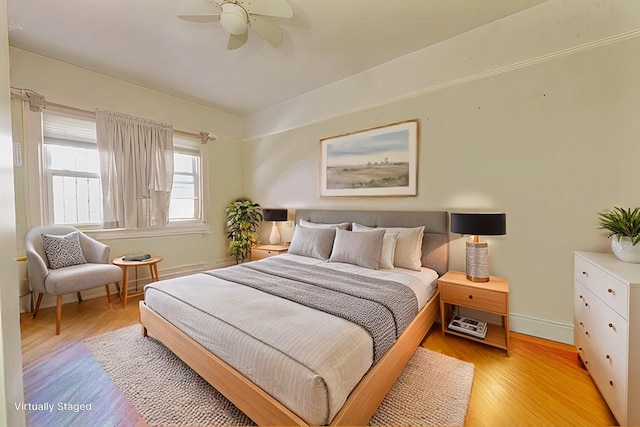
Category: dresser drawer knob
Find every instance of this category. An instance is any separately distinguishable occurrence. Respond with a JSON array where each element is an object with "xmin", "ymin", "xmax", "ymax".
[
  {"xmin": 582, "ymin": 271, "xmax": 589, "ymax": 277},
  {"xmin": 607, "ymin": 288, "xmax": 613, "ymax": 294},
  {"xmin": 579, "ymin": 321, "xmax": 584, "ymax": 326},
  {"xmin": 585, "ymin": 331, "xmax": 589, "ymax": 336},
  {"xmin": 584, "ymin": 302, "xmax": 589, "ymax": 307},
  {"xmin": 608, "ymin": 323, "xmax": 614, "ymax": 329},
  {"xmin": 468, "ymin": 295, "xmax": 473, "ymax": 300},
  {"xmin": 609, "ymin": 380, "xmax": 614, "ymax": 387},
  {"xmin": 579, "ymin": 295, "xmax": 583, "ymax": 300},
  {"xmin": 606, "ymin": 354, "xmax": 611, "ymax": 360}
]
